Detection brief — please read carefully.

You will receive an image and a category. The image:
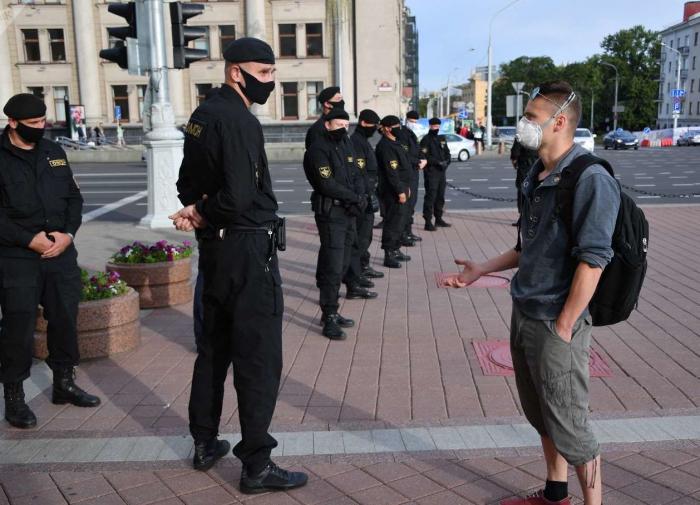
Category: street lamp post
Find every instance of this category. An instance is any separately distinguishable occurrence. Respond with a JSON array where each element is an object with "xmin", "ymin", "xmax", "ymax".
[
  {"xmin": 445, "ymin": 66, "xmax": 460, "ymax": 118},
  {"xmin": 486, "ymin": 0, "xmax": 521, "ymax": 149},
  {"xmin": 599, "ymin": 61, "xmax": 619, "ymax": 131},
  {"xmin": 661, "ymin": 42, "xmax": 682, "ymax": 133}
]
